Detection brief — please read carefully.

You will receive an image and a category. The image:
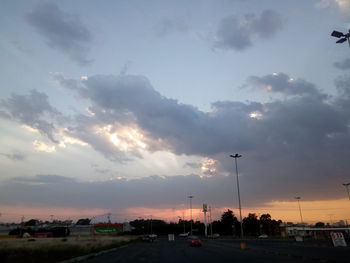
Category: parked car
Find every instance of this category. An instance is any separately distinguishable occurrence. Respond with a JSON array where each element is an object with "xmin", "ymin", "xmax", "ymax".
[
  {"xmin": 258, "ymin": 234, "xmax": 268, "ymax": 239},
  {"xmin": 188, "ymin": 235, "xmax": 202, "ymax": 247},
  {"xmin": 142, "ymin": 234, "xmax": 157, "ymax": 242}
]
